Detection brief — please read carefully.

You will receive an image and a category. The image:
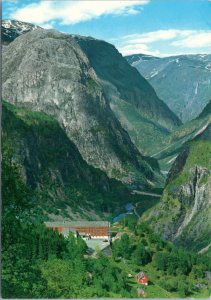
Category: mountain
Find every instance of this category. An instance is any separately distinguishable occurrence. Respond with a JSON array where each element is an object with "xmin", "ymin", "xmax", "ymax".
[
  {"xmin": 74, "ymin": 36, "xmax": 181, "ymax": 157},
  {"xmin": 1, "ymin": 20, "xmax": 181, "ymax": 131},
  {"xmin": 126, "ymin": 53, "xmax": 211, "ymax": 122},
  {"xmin": 2, "ymin": 100, "xmax": 134, "ymax": 220},
  {"xmin": 142, "ymin": 118, "xmax": 211, "ymax": 252},
  {"xmin": 2, "ymin": 27, "xmax": 162, "ymax": 186},
  {"xmin": 153, "ymin": 100, "xmax": 211, "ymax": 172},
  {"xmin": 126, "ymin": 53, "xmax": 159, "ymax": 64},
  {"xmin": 76, "ymin": 36, "xmax": 181, "ymax": 130},
  {"xmin": 2, "ymin": 19, "xmax": 41, "ymax": 45},
  {"xmin": 2, "ymin": 21, "xmax": 181, "ymax": 172}
]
